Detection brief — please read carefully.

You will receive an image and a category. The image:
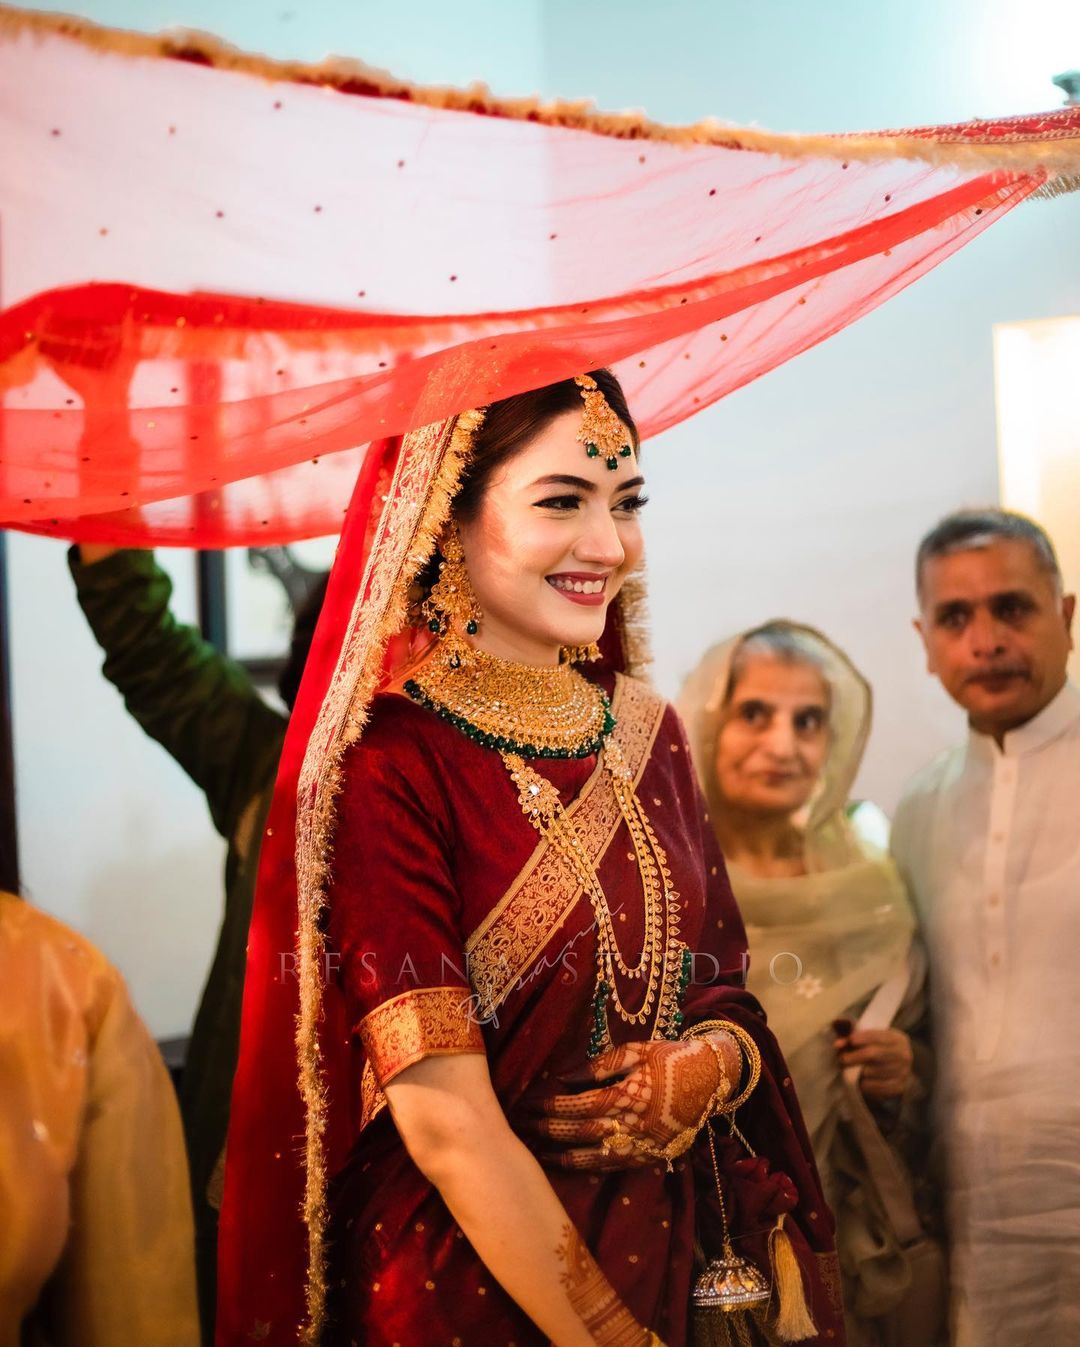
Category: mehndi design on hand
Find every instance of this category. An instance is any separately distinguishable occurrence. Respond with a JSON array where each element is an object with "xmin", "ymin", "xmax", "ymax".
[
  {"xmin": 539, "ymin": 1036, "xmax": 733, "ymax": 1171},
  {"xmin": 556, "ymin": 1223, "xmax": 665, "ymax": 1347}
]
